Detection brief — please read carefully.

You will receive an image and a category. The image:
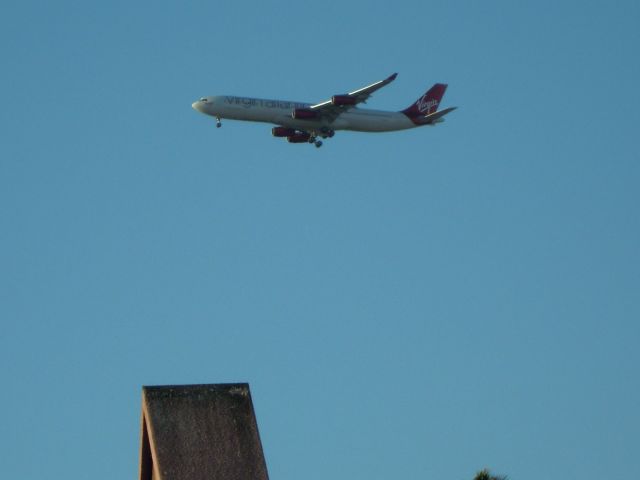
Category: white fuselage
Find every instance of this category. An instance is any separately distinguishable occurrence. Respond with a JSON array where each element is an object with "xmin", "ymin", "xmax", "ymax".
[{"xmin": 192, "ymin": 95, "xmax": 417, "ymax": 133}]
